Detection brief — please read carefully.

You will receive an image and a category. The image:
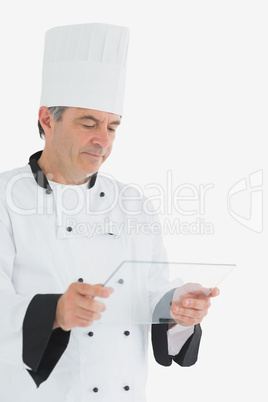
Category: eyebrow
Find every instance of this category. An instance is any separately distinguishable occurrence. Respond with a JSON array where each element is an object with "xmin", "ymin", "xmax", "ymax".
[{"xmin": 77, "ymin": 115, "xmax": 121, "ymax": 126}]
